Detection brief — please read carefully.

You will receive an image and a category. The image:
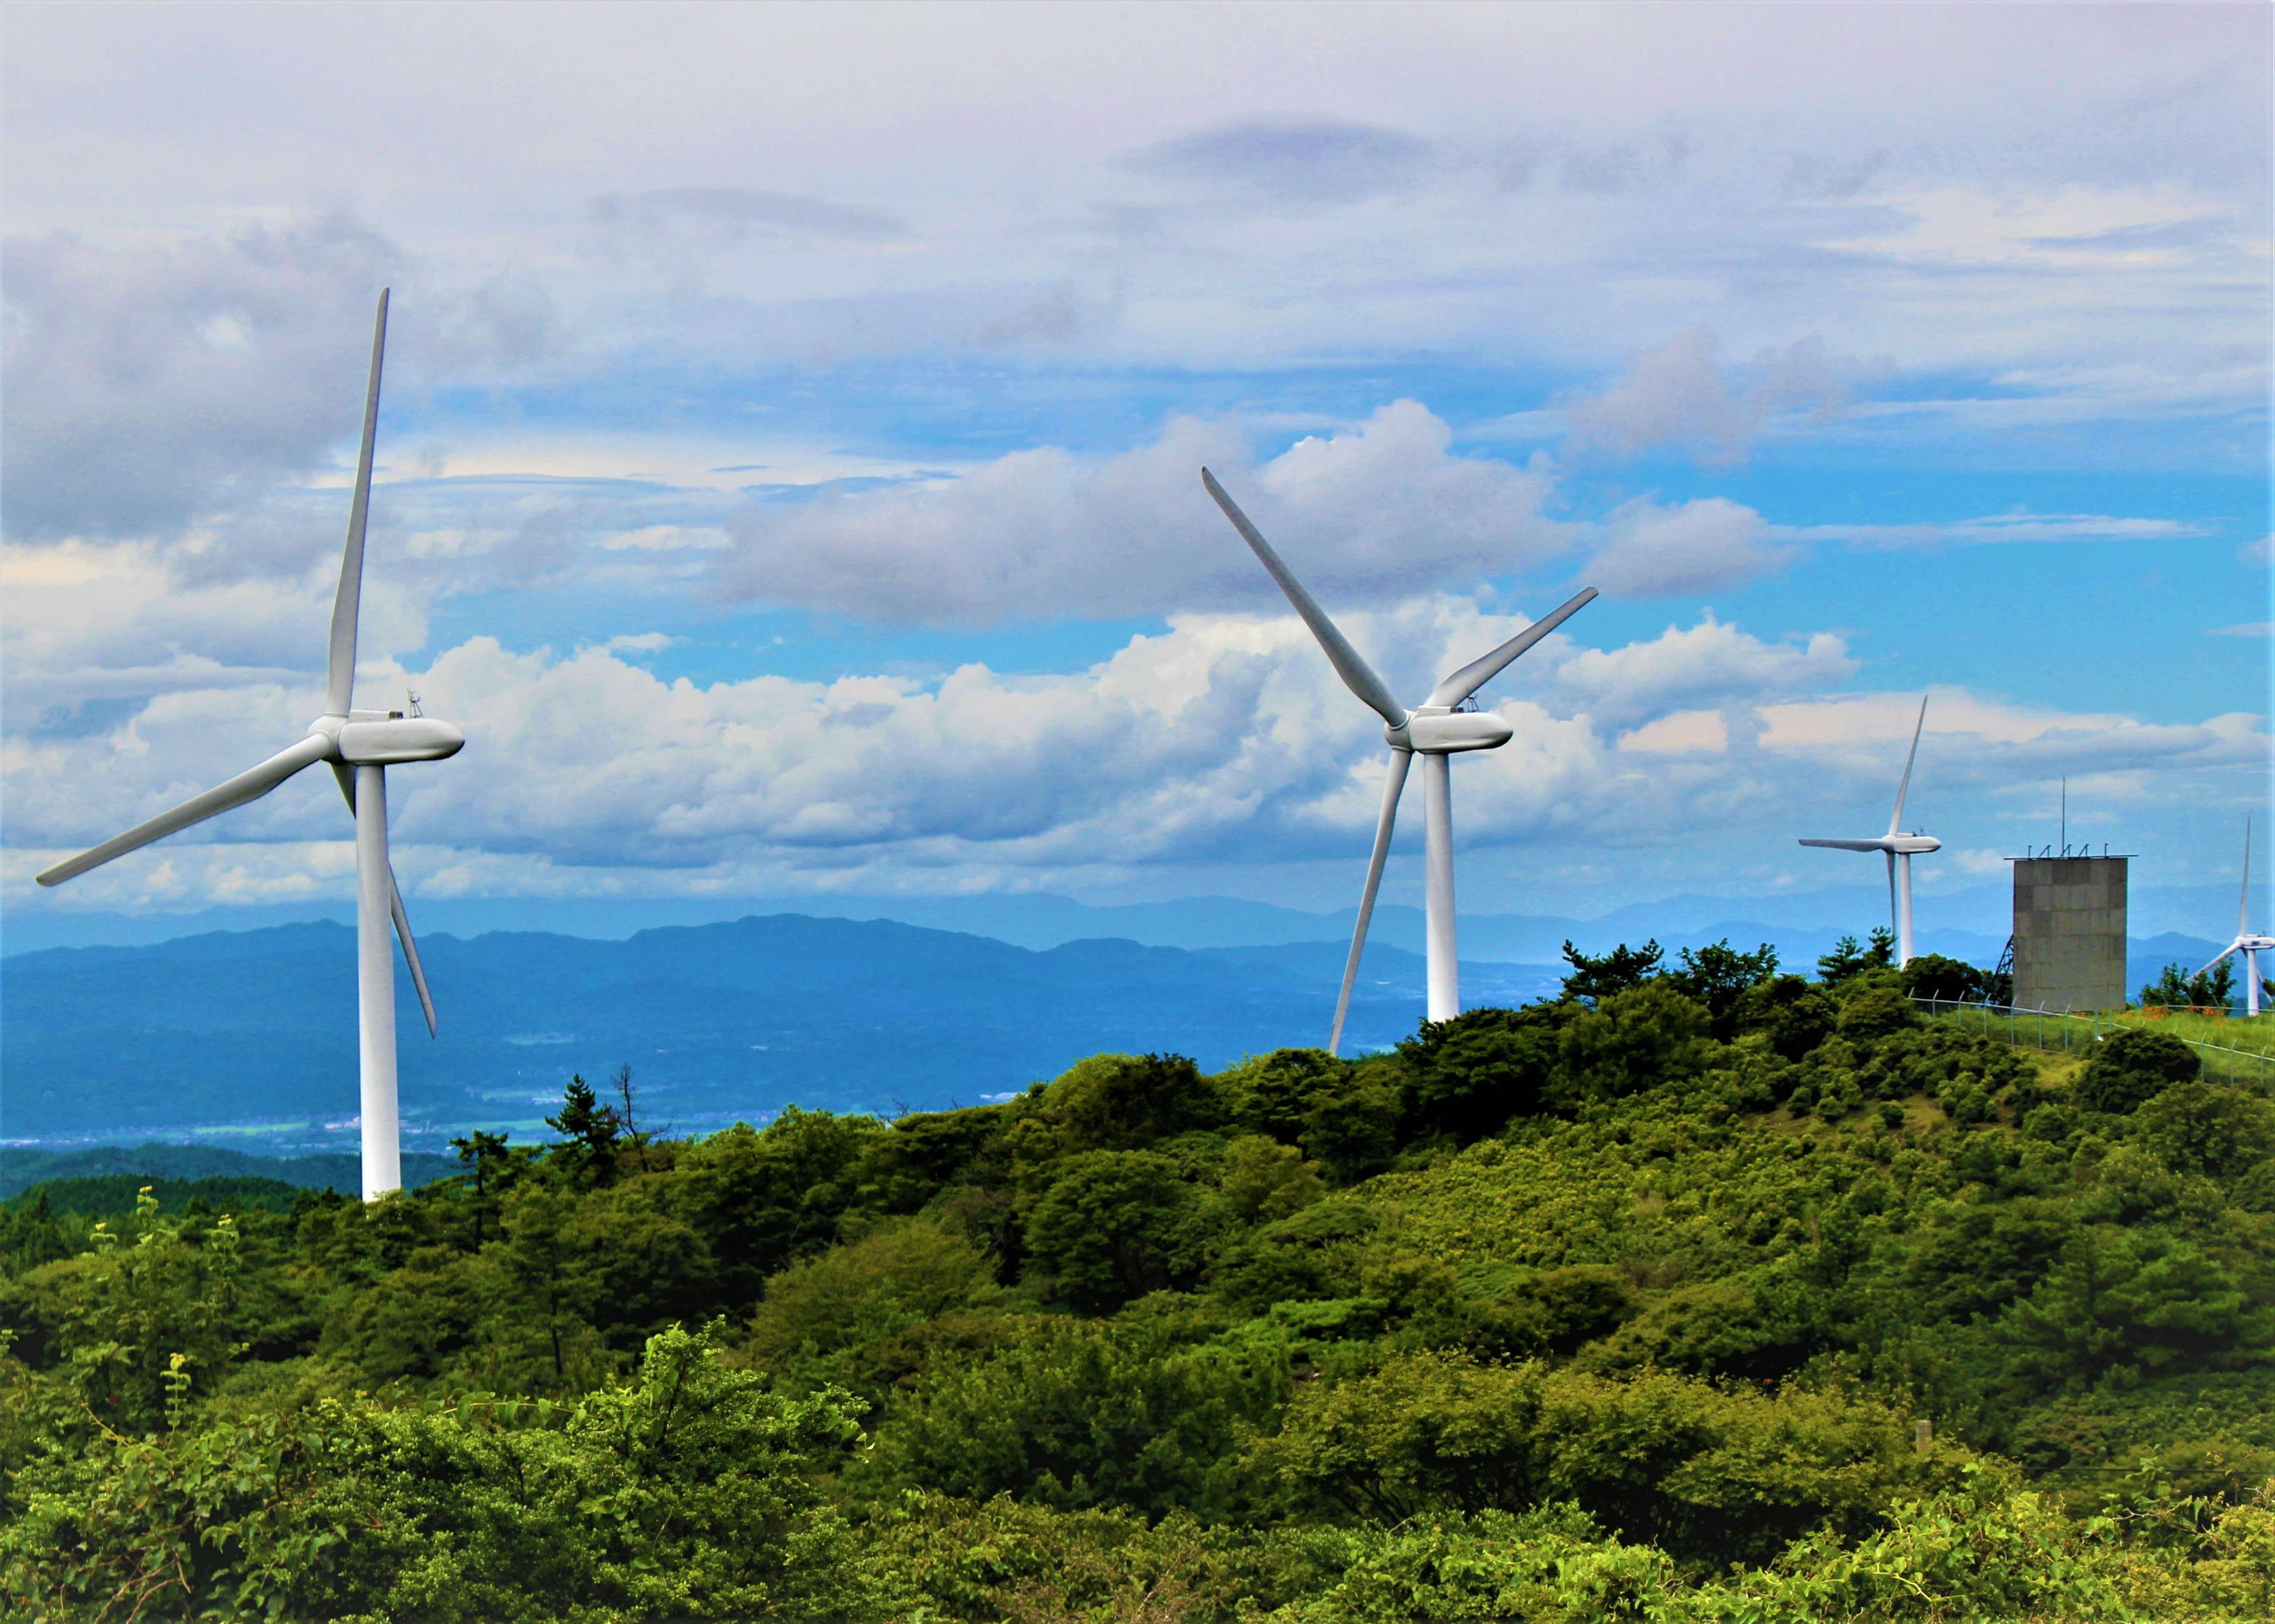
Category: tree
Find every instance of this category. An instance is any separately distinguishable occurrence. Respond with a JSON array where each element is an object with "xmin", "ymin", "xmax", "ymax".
[
  {"xmin": 2076, "ymin": 1028, "xmax": 2200, "ymax": 1114},
  {"xmin": 2135, "ymin": 1081, "xmax": 2275, "ymax": 1180},
  {"xmin": 448, "ymin": 1129, "xmax": 515, "ymax": 1250},
  {"xmin": 1051, "ymin": 1053, "xmax": 1224, "ymax": 1152},
  {"xmin": 610, "ymin": 1064, "xmax": 653, "ymax": 1172},
  {"xmin": 1560, "ymin": 940, "xmax": 1664, "ymax": 1003},
  {"xmin": 1397, "ymin": 1005, "xmax": 1567, "ymax": 1139},
  {"xmin": 1023, "ymin": 1150, "xmax": 1213, "ymax": 1312},
  {"xmin": 546, "ymin": 1076, "xmax": 624, "ymax": 1186},
  {"xmin": 1556, "ymin": 983, "xmax": 1713, "ymax": 1103},
  {"xmin": 1817, "ymin": 930, "xmax": 1895, "ymax": 984},
  {"xmin": 1903, "ymin": 952, "xmax": 1984, "ymax": 1005},
  {"xmin": 2141, "ymin": 958, "xmax": 2237, "ymax": 1011},
  {"xmin": 1732, "ymin": 975, "xmax": 1839, "ymax": 1061},
  {"xmin": 1666, "ymin": 940, "xmax": 1779, "ymax": 1038}
]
